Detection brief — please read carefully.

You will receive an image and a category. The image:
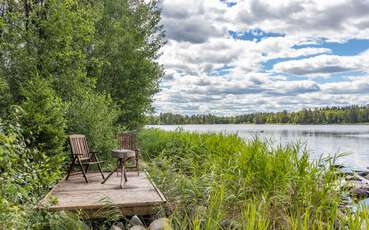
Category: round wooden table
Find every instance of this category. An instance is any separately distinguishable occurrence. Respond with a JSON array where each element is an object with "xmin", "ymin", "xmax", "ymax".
[{"xmin": 101, "ymin": 149, "xmax": 135, "ymax": 189}]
